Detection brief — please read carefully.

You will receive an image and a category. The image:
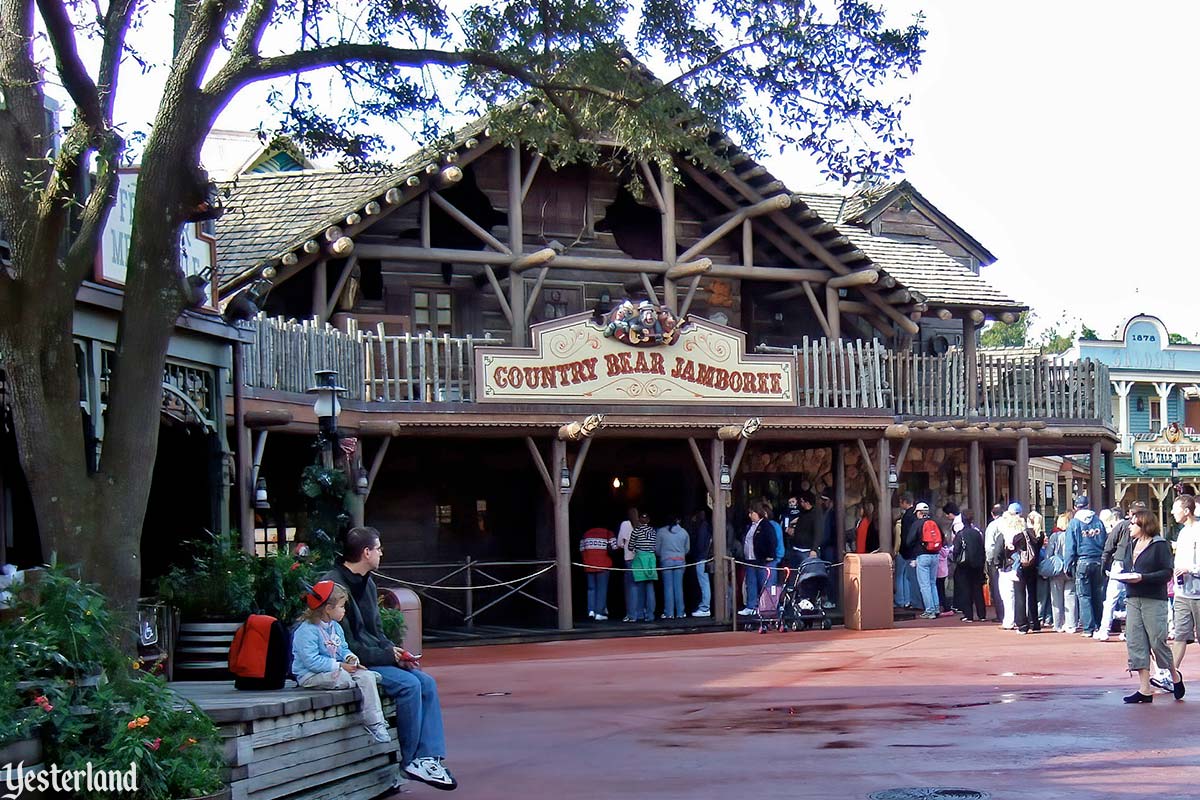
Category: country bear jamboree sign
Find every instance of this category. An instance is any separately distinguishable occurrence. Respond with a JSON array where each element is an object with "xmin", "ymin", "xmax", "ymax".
[{"xmin": 476, "ymin": 311, "xmax": 795, "ymax": 405}]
